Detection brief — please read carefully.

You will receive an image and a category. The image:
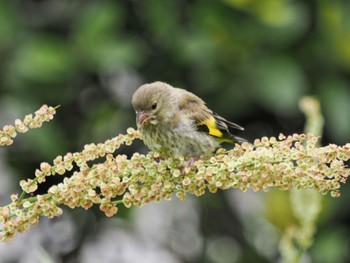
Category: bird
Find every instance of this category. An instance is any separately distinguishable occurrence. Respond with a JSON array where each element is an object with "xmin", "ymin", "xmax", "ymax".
[{"xmin": 131, "ymin": 81, "xmax": 245, "ymax": 159}]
